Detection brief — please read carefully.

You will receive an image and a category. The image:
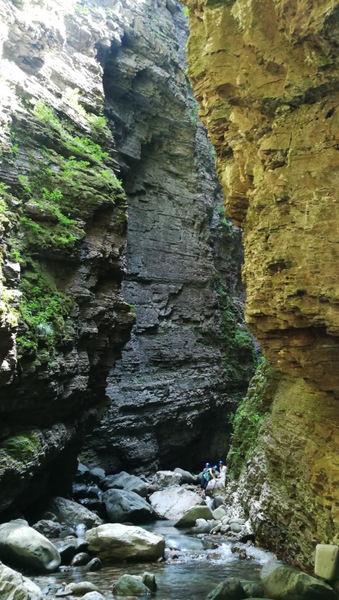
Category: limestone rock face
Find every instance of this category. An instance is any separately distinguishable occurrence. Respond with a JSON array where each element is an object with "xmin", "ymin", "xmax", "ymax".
[
  {"xmin": 186, "ymin": 0, "xmax": 339, "ymax": 394},
  {"xmin": 82, "ymin": 0, "xmax": 255, "ymax": 475},
  {"xmin": 185, "ymin": 0, "xmax": 339, "ymax": 570},
  {"xmin": 0, "ymin": 0, "xmax": 133, "ymax": 513}
]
